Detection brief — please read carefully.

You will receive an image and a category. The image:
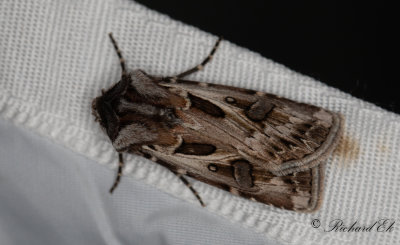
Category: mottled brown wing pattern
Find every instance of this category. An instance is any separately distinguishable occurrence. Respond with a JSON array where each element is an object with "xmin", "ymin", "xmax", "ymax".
[
  {"xmin": 138, "ymin": 144, "xmax": 324, "ymax": 212},
  {"xmin": 158, "ymin": 79, "xmax": 342, "ymax": 176},
  {"xmin": 92, "ymin": 34, "xmax": 342, "ymax": 212},
  {"xmin": 95, "ymin": 70, "xmax": 341, "ymax": 211}
]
